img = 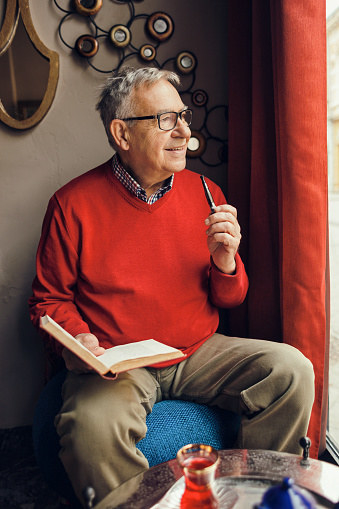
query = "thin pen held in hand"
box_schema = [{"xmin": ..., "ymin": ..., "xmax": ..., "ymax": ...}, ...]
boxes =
[{"xmin": 200, "ymin": 175, "xmax": 217, "ymax": 214}]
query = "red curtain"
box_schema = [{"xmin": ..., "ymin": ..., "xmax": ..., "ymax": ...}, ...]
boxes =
[{"xmin": 227, "ymin": 0, "xmax": 328, "ymax": 458}]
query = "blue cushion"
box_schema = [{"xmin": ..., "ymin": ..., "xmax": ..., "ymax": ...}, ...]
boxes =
[
  {"xmin": 32, "ymin": 371, "xmax": 240, "ymax": 502},
  {"xmin": 138, "ymin": 400, "xmax": 240, "ymax": 467}
]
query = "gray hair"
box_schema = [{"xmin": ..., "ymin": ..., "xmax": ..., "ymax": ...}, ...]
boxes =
[{"xmin": 96, "ymin": 67, "xmax": 181, "ymax": 150}]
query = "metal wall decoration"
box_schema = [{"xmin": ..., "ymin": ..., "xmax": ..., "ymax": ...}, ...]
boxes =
[{"xmin": 53, "ymin": 0, "xmax": 228, "ymax": 167}]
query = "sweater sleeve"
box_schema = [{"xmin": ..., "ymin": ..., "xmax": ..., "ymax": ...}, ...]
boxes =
[
  {"xmin": 29, "ymin": 195, "xmax": 91, "ymax": 357},
  {"xmin": 209, "ymin": 252, "xmax": 249, "ymax": 308}
]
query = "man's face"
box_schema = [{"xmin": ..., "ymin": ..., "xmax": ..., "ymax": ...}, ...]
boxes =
[{"xmin": 122, "ymin": 79, "xmax": 191, "ymax": 186}]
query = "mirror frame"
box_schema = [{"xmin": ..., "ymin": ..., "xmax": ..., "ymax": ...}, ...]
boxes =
[
  {"xmin": 0, "ymin": 0, "xmax": 19, "ymax": 55},
  {"xmin": 0, "ymin": 0, "xmax": 59, "ymax": 130}
]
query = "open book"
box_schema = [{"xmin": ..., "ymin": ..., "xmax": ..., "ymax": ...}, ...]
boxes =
[{"xmin": 40, "ymin": 315, "xmax": 185, "ymax": 378}]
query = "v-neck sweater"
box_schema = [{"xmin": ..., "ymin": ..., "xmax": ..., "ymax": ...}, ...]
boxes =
[{"xmin": 29, "ymin": 160, "xmax": 248, "ymax": 366}]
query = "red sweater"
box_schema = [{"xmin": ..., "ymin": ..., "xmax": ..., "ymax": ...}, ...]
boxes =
[{"xmin": 29, "ymin": 161, "xmax": 248, "ymax": 365}]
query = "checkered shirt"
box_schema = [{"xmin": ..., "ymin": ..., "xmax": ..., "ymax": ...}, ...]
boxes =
[{"xmin": 111, "ymin": 153, "xmax": 174, "ymax": 204}]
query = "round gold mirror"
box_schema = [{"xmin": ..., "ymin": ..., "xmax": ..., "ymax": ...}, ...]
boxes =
[{"xmin": 0, "ymin": 0, "xmax": 59, "ymax": 130}]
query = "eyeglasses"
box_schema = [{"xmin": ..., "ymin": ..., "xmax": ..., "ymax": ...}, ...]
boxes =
[{"xmin": 121, "ymin": 109, "xmax": 193, "ymax": 131}]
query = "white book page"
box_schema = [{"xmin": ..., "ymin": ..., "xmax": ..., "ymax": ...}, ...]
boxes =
[{"xmin": 98, "ymin": 340, "xmax": 178, "ymax": 369}]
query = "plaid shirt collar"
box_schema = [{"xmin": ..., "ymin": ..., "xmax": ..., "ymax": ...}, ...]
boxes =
[{"xmin": 111, "ymin": 153, "xmax": 174, "ymax": 204}]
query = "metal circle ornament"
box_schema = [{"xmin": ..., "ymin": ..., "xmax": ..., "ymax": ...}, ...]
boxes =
[
  {"xmin": 75, "ymin": 35, "xmax": 99, "ymax": 57},
  {"xmin": 187, "ymin": 131, "xmax": 206, "ymax": 158},
  {"xmin": 109, "ymin": 25, "xmax": 131, "ymax": 48},
  {"xmin": 176, "ymin": 51, "xmax": 196, "ymax": 74},
  {"xmin": 74, "ymin": 0, "xmax": 103, "ymax": 17},
  {"xmin": 147, "ymin": 12, "xmax": 174, "ymax": 41},
  {"xmin": 192, "ymin": 89, "xmax": 208, "ymax": 107},
  {"xmin": 140, "ymin": 44, "xmax": 156, "ymax": 61}
]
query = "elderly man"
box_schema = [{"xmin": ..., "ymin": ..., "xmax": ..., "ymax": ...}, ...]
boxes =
[{"xmin": 29, "ymin": 67, "xmax": 314, "ymax": 506}]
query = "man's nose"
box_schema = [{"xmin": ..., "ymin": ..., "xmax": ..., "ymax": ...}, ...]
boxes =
[{"xmin": 172, "ymin": 117, "xmax": 191, "ymax": 137}]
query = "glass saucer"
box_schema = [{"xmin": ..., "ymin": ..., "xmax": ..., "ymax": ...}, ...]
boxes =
[{"xmin": 150, "ymin": 476, "xmax": 332, "ymax": 508}]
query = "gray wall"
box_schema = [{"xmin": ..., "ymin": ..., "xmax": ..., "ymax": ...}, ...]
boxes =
[{"xmin": 0, "ymin": 0, "xmax": 227, "ymax": 427}]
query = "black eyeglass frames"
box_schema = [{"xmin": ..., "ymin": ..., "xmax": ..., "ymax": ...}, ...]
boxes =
[{"xmin": 120, "ymin": 109, "xmax": 193, "ymax": 131}]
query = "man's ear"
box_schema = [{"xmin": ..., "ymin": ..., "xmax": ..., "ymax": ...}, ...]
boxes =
[{"xmin": 109, "ymin": 120, "xmax": 130, "ymax": 151}]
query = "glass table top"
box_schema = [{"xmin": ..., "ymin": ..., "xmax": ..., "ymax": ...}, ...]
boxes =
[{"xmin": 94, "ymin": 449, "xmax": 339, "ymax": 509}]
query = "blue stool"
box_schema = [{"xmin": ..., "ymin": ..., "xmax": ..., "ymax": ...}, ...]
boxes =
[{"xmin": 32, "ymin": 370, "xmax": 240, "ymax": 506}]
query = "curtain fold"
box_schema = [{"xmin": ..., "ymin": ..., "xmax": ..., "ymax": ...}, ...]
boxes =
[{"xmin": 228, "ymin": 0, "xmax": 328, "ymax": 457}]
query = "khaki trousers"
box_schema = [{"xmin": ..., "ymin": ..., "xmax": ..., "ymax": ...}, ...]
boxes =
[{"xmin": 55, "ymin": 334, "xmax": 314, "ymax": 506}]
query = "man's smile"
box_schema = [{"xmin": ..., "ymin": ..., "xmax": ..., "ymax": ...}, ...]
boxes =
[{"xmin": 165, "ymin": 145, "xmax": 187, "ymax": 151}]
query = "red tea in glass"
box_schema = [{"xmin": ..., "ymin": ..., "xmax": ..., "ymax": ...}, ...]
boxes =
[{"xmin": 177, "ymin": 444, "xmax": 219, "ymax": 508}]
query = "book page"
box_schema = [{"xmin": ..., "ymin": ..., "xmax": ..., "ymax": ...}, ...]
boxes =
[{"xmin": 98, "ymin": 340, "xmax": 180, "ymax": 369}]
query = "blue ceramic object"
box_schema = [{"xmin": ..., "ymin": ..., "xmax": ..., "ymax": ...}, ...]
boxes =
[{"xmin": 255, "ymin": 477, "xmax": 316, "ymax": 509}]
